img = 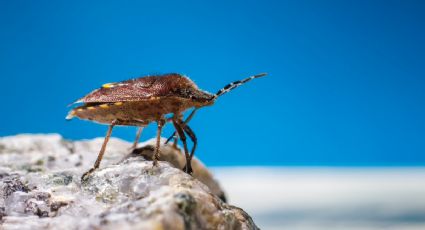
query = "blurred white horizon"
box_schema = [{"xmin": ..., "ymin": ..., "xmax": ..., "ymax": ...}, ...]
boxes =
[{"xmin": 212, "ymin": 167, "xmax": 425, "ymax": 230}]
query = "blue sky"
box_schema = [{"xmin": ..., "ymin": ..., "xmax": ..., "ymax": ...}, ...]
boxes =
[{"xmin": 1, "ymin": 1, "xmax": 424, "ymax": 166}]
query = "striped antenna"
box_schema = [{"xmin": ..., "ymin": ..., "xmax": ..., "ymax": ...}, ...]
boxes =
[{"xmin": 214, "ymin": 73, "xmax": 267, "ymax": 98}]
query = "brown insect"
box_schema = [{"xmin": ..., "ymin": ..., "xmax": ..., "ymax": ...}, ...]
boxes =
[{"xmin": 66, "ymin": 73, "xmax": 266, "ymax": 181}]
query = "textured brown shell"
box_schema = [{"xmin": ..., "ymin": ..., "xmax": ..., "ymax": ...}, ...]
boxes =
[{"xmin": 74, "ymin": 73, "xmax": 213, "ymax": 104}]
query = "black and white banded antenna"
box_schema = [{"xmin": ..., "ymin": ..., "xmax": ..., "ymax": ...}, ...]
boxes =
[{"xmin": 214, "ymin": 73, "xmax": 267, "ymax": 98}]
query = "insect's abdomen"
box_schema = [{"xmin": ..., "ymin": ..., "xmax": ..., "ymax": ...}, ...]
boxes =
[{"xmin": 67, "ymin": 97, "xmax": 194, "ymax": 125}]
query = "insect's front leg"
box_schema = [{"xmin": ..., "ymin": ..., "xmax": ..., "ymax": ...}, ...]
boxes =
[
  {"xmin": 181, "ymin": 124, "xmax": 196, "ymax": 174},
  {"xmin": 165, "ymin": 108, "xmax": 198, "ymax": 145},
  {"xmin": 171, "ymin": 117, "xmax": 191, "ymax": 174}
]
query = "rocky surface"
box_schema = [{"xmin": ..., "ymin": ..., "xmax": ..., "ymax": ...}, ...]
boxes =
[{"xmin": 0, "ymin": 134, "xmax": 258, "ymax": 230}]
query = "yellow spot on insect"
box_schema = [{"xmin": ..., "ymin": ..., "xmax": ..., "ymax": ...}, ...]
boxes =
[
  {"xmin": 65, "ymin": 110, "xmax": 76, "ymax": 120},
  {"xmin": 114, "ymin": 102, "xmax": 123, "ymax": 106},
  {"xmin": 77, "ymin": 108, "xmax": 84, "ymax": 112},
  {"xmin": 99, "ymin": 104, "xmax": 109, "ymax": 108},
  {"xmin": 102, "ymin": 83, "xmax": 115, "ymax": 88},
  {"xmin": 87, "ymin": 106, "xmax": 95, "ymax": 110}
]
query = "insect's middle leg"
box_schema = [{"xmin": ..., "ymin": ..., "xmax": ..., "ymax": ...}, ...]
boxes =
[
  {"xmin": 130, "ymin": 127, "xmax": 144, "ymax": 150},
  {"xmin": 81, "ymin": 119, "xmax": 117, "ymax": 181},
  {"xmin": 153, "ymin": 119, "xmax": 165, "ymax": 166}
]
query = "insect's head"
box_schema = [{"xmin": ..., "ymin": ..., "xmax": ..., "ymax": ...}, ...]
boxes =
[{"xmin": 190, "ymin": 90, "xmax": 216, "ymax": 107}]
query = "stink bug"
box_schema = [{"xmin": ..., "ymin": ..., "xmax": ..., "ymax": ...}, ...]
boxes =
[{"xmin": 66, "ymin": 73, "xmax": 266, "ymax": 181}]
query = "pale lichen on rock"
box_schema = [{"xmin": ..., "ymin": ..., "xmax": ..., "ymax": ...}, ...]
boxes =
[{"xmin": 0, "ymin": 134, "xmax": 258, "ymax": 230}]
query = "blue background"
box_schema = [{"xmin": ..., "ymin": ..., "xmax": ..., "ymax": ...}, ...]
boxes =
[{"xmin": 1, "ymin": 1, "xmax": 424, "ymax": 166}]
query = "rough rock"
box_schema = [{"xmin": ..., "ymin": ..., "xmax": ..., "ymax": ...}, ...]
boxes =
[{"xmin": 0, "ymin": 134, "xmax": 258, "ymax": 230}]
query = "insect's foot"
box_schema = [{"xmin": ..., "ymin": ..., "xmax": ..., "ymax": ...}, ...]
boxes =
[
  {"xmin": 152, "ymin": 160, "xmax": 159, "ymax": 167},
  {"xmin": 182, "ymin": 164, "xmax": 193, "ymax": 175},
  {"xmin": 81, "ymin": 168, "xmax": 95, "ymax": 182}
]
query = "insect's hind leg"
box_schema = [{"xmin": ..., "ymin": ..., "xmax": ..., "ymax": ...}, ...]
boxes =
[
  {"xmin": 81, "ymin": 119, "xmax": 117, "ymax": 181},
  {"xmin": 171, "ymin": 118, "xmax": 191, "ymax": 174},
  {"xmin": 182, "ymin": 124, "xmax": 196, "ymax": 174}
]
